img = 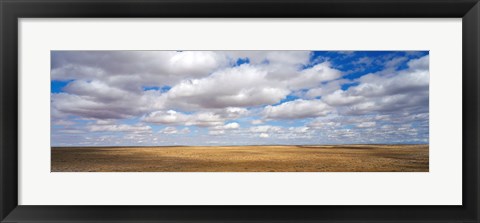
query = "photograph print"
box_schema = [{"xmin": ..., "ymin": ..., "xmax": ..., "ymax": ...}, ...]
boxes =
[{"xmin": 51, "ymin": 51, "xmax": 429, "ymax": 172}]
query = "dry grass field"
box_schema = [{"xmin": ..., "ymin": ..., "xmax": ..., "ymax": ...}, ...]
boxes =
[{"xmin": 51, "ymin": 144, "xmax": 428, "ymax": 172}]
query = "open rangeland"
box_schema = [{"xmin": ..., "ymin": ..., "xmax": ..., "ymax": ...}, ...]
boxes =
[
  {"xmin": 51, "ymin": 144, "xmax": 428, "ymax": 172},
  {"xmin": 51, "ymin": 145, "xmax": 429, "ymax": 172}
]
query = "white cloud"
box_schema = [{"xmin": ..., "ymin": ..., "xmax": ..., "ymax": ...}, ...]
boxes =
[
  {"xmin": 221, "ymin": 107, "xmax": 249, "ymax": 119},
  {"xmin": 357, "ymin": 122, "xmax": 376, "ymax": 128},
  {"xmin": 52, "ymin": 93, "xmax": 137, "ymax": 119},
  {"xmin": 52, "ymin": 51, "xmax": 230, "ymax": 86},
  {"xmin": 263, "ymin": 99, "xmax": 331, "ymax": 120},
  {"xmin": 160, "ymin": 126, "xmax": 178, "ymax": 134},
  {"xmin": 407, "ymin": 55, "xmax": 429, "ymax": 71},
  {"xmin": 160, "ymin": 126, "xmax": 190, "ymax": 134},
  {"xmin": 303, "ymin": 79, "xmax": 349, "ymax": 99},
  {"xmin": 51, "ymin": 81, "xmax": 164, "ymax": 119},
  {"xmin": 322, "ymin": 55, "xmax": 429, "ymax": 115},
  {"xmin": 142, "ymin": 110, "xmax": 225, "ymax": 127},
  {"xmin": 188, "ymin": 113, "xmax": 226, "ymax": 127},
  {"xmin": 288, "ymin": 126, "xmax": 310, "ymax": 133},
  {"xmin": 259, "ymin": 133, "xmax": 269, "ymax": 138},
  {"xmin": 223, "ymin": 122, "xmax": 240, "ymax": 129},
  {"xmin": 164, "ymin": 64, "xmax": 290, "ymax": 109},
  {"xmin": 51, "ymin": 51, "xmax": 429, "ymax": 146},
  {"xmin": 209, "ymin": 130, "xmax": 226, "ymax": 135},
  {"xmin": 88, "ymin": 123, "xmax": 152, "ymax": 133},
  {"xmin": 247, "ymin": 125, "xmax": 315, "ymax": 140},
  {"xmin": 307, "ymin": 119, "xmax": 341, "ymax": 129},
  {"xmin": 287, "ymin": 62, "xmax": 342, "ymax": 89},
  {"xmin": 249, "ymin": 125, "xmax": 283, "ymax": 133},
  {"xmin": 142, "ymin": 110, "xmax": 189, "ymax": 125},
  {"xmin": 323, "ymin": 90, "xmax": 364, "ymax": 106},
  {"xmin": 51, "ymin": 51, "xmax": 344, "ymax": 120},
  {"xmin": 207, "ymin": 122, "xmax": 240, "ymax": 135}
]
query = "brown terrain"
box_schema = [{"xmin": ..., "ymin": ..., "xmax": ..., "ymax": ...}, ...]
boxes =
[{"xmin": 51, "ymin": 144, "xmax": 428, "ymax": 172}]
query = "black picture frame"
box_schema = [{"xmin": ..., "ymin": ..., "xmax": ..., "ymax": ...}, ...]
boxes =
[{"xmin": 1, "ymin": 0, "xmax": 479, "ymax": 222}]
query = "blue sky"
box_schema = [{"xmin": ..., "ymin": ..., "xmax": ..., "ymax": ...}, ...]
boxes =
[{"xmin": 51, "ymin": 51, "xmax": 429, "ymax": 146}]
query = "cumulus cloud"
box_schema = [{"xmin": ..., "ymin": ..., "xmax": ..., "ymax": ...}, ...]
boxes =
[
  {"xmin": 246, "ymin": 125, "xmax": 314, "ymax": 140},
  {"xmin": 207, "ymin": 122, "xmax": 240, "ymax": 135},
  {"xmin": 356, "ymin": 122, "xmax": 376, "ymax": 128},
  {"xmin": 222, "ymin": 107, "xmax": 249, "ymax": 119},
  {"xmin": 51, "ymin": 51, "xmax": 429, "ymax": 146},
  {"xmin": 259, "ymin": 133, "xmax": 269, "ymax": 138},
  {"xmin": 51, "ymin": 51, "xmax": 344, "ymax": 120},
  {"xmin": 263, "ymin": 99, "xmax": 331, "ymax": 120},
  {"xmin": 52, "ymin": 51, "xmax": 230, "ymax": 86},
  {"xmin": 164, "ymin": 64, "xmax": 290, "ymax": 109},
  {"xmin": 222, "ymin": 122, "xmax": 240, "ymax": 129},
  {"xmin": 407, "ymin": 55, "xmax": 429, "ymax": 71},
  {"xmin": 249, "ymin": 125, "xmax": 283, "ymax": 133},
  {"xmin": 142, "ymin": 110, "xmax": 225, "ymax": 127},
  {"xmin": 303, "ymin": 79, "xmax": 350, "ymax": 99},
  {"xmin": 323, "ymin": 55, "xmax": 429, "ymax": 115},
  {"xmin": 287, "ymin": 62, "xmax": 342, "ymax": 89},
  {"xmin": 52, "ymin": 81, "xmax": 164, "ymax": 119},
  {"xmin": 88, "ymin": 123, "xmax": 152, "ymax": 133},
  {"xmin": 323, "ymin": 90, "xmax": 363, "ymax": 106},
  {"xmin": 160, "ymin": 126, "xmax": 190, "ymax": 134}
]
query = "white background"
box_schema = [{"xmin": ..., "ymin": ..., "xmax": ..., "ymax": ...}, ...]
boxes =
[{"xmin": 18, "ymin": 19, "xmax": 462, "ymax": 205}]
